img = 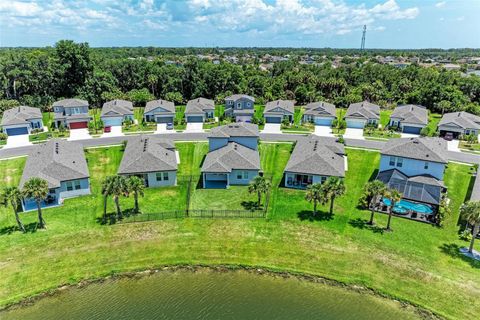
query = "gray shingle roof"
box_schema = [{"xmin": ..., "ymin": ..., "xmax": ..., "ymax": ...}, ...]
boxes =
[
  {"xmin": 53, "ymin": 98, "xmax": 89, "ymax": 108},
  {"xmin": 225, "ymin": 94, "xmax": 255, "ymax": 102},
  {"xmin": 438, "ymin": 111, "xmax": 480, "ymax": 130},
  {"xmin": 470, "ymin": 175, "xmax": 480, "ymax": 201},
  {"xmin": 303, "ymin": 101, "xmax": 336, "ymax": 117},
  {"xmin": 208, "ymin": 122, "xmax": 259, "ymax": 138},
  {"xmin": 101, "ymin": 100, "xmax": 133, "ymax": 118},
  {"xmin": 145, "ymin": 99, "xmax": 175, "ymax": 114},
  {"xmin": 118, "ymin": 136, "xmax": 177, "ymax": 174},
  {"xmin": 284, "ymin": 136, "xmax": 345, "ymax": 177},
  {"xmin": 20, "ymin": 139, "xmax": 89, "ymax": 189},
  {"xmin": 345, "ymin": 101, "xmax": 380, "ymax": 120},
  {"xmin": 1, "ymin": 106, "xmax": 42, "ymax": 126},
  {"xmin": 201, "ymin": 142, "xmax": 260, "ymax": 173},
  {"xmin": 381, "ymin": 137, "xmax": 448, "ymax": 163},
  {"xmin": 264, "ymin": 100, "xmax": 294, "ymax": 114},
  {"xmin": 185, "ymin": 98, "xmax": 215, "ymax": 114},
  {"xmin": 376, "ymin": 169, "xmax": 444, "ymax": 205},
  {"xmin": 390, "ymin": 104, "xmax": 428, "ymax": 125}
]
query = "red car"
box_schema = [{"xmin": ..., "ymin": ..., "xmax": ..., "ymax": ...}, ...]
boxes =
[{"xmin": 104, "ymin": 126, "xmax": 111, "ymax": 133}]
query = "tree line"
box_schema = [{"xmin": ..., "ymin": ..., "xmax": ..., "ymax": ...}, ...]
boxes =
[{"xmin": 1, "ymin": 40, "xmax": 480, "ymax": 116}]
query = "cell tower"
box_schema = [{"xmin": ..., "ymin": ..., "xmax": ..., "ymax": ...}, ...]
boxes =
[{"xmin": 360, "ymin": 25, "xmax": 366, "ymax": 50}]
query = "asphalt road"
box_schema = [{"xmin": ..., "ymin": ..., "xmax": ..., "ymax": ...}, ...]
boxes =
[{"xmin": 0, "ymin": 132, "xmax": 479, "ymax": 165}]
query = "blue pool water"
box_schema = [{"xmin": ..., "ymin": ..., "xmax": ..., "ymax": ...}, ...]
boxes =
[{"xmin": 382, "ymin": 198, "xmax": 433, "ymax": 215}]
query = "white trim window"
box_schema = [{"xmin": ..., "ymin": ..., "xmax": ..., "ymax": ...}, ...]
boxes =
[
  {"xmin": 66, "ymin": 180, "xmax": 81, "ymax": 191},
  {"xmin": 236, "ymin": 171, "xmax": 249, "ymax": 180},
  {"xmin": 156, "ymin": 172, "xmax": 169, "ymax": 181}
]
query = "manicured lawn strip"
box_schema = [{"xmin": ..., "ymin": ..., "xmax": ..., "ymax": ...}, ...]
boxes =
[
  {"xmin": 215, "ymin": 105, "xmax": 225, "ymax": 118},
  {"xmin": 380, "ymin": 110, "xmax": 392, "ymax": 127},
  {"xmin": 0, "ymin": 157, "xmax": 26, "ymax": 187},
  {"xmin": 42, "ymin": 112, "xmax": 53, "ymax": 128},
  {"xmin": 123, "ymin": 107, "xmax": 156, "ymax": 133},
  {"xmin": 459, "ymin": 141, "xmax": 480, "ymax": 152},
  {"xmin": 427, "ymin": 113, "xmax": 442, "ymax": 135},
  {"xmin": 0, "ymin": 145, "xmax": 479, "ymax": 319},
  {"xmin": 29, "ymin": 131, "xmax": 51, "ymax": 142},
  {"xmin": 175, "ymin": 105, "xmax": 186, "ymax": 130}
]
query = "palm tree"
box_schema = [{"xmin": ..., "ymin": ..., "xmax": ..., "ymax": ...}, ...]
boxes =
[
  {"xmin": 460, "ymin": 201, "xmax": 480, "ymax": 254},
  {"xmin": 101, "ymin": 176, "xmax": 115, "ymax": 223},
  {"xmin": 248, "ymin": 176, "xmax": 271, "ymax": 207},
  {"xmin": 362, "ymin": 180, "xmax": 387, "ymax": 225},
  {"xmin": 128, "ymin": 176, "xmax": 145, "ymax": 213},
  {"xmin": 305, "ymin": 183, "xmax": 326, "ymax": 216},
  {"xmin": 22, "ymin": 177, "xmax": 49, "ymax": 229},
  {"xmin": 322, "ymin": 177, "xmax": 346, "ymax": 215},
  {"xmin": 1, "ymin": 186, "xmax": 25, "ymax": 233},
  {"xmin": 109, "ymin": 175, "xmax": 129, "ymax": 219},
  {"xmin": 385, "ymin": 188, "xmax": 402, "ymax": 231}
]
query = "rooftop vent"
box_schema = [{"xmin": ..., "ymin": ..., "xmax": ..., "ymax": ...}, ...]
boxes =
[
  {"xmin": 143, "ymin": 138, "xmax": 149, "ymax": 152},
  {"xmin": 55, "ymin": 142, "xmax": 59, "ymax": 154}
]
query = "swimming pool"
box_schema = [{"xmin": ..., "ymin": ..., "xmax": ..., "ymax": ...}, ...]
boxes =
[{"xmin": 382, "ymin": 198, "xmax": 433, "ymax": 215}]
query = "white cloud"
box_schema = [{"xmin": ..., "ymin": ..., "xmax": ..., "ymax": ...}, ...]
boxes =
[{"xmin": 435, "ymin": 1, "xmax": 446, "ymax": 8}]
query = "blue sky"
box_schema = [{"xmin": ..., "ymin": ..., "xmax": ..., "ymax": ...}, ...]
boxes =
[{"xmin": 0, "ymin": 0, "xmax": 479, "ymax": 48}]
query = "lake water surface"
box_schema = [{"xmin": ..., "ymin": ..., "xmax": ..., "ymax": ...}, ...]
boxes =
[{"xmin": 2, "ymin": 269, "xmax": 422, "ymax": 320}]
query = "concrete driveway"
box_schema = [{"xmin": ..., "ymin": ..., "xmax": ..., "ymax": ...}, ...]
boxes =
[
  {"xmin": 344, "ymin": 128, "xmax": 365, "ymax": 140},
  {"xmin": 262, "ymin": 123, "xmax": 281, "ymax": 134},
  {"xmin": 4, "ymin": 134, "xmax": 32, "ymax": 149},
  {"xmin": 185, "ymin": 122, "xmax": 204, "ymax": 133},
  {"xmin": 68, "ymin": 129, "xmax": 91, "ymax": 141},
  {"xmin": 155, "ymin": 123, "xmax": 169, "ymax": 134},
  {"xmin": 314, "ymin": 125, "xmax": 334, "ymax": 137},
  {"xmin": 447, "ymin": 139, "xmax": 460, "ymax": 152},
  {"xmin": 400, "ymin": 133, "xmax": 420, "ymax": 138},
  {"xmin": 101, "ymin": 126, "xmax": 124, "ymax": 138}
]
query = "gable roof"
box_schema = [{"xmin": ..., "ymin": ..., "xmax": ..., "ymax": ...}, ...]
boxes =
[
  {"xmin": 303, "ymin": 101, "xmax": 336, "ymax": 117},
  {"xmin": 201, "ymin": 142, "xmax": 260, "ymax": 173},
  {"xmin": 264, "ymin": 100, "xmax": 294, "ymax": 114},
  {"xmin": 285, "ymin": 136, "xmax": 345, "ymax": 177},
  {"xmin": 118, "ymin": 136, "xmax": 177, "ymax": 174},
  {"xmin": 225, "ymin": 94, "xmax": 255, "ymax": 102},
  {"xmin": 381, "ymin": 137, "xmax": 448, "ymax": 163},
  {"xmin": 391, "ymin": 104, "xmax": 428, "ymax": 125},
  {"xmin": 20, "ymin": 139, "xmax": 89, "ymax": 189},
  {"xmin": 345, "ymin": 101, "xmax": 380, "ymax": 120},
  {"xmin": 208, "ymin": 122, "xmax": 259, "ymax": 138},
  {"xmin": 101, "ymin": 100, "xmax": 133, "ymax": 117},
  {"xmin": 145, "ymin": 99, "xmax": 175, "ymax": 114},
  {"xmin": 53, "ymin": 98, "xmax": 89, "ymax": 108},
  {"xmin": 438, "ymin": 111, "xmax": 480, "ymax": 130},
  {"xmin": 376, "ymin": 169, "xmax": 444, "ymax": 205},
  {"xmin": 185, "ymin": 98, "xmax": 215, "ymax": 114},
  {"xmin": 1, "ymin": 106, "xmax": 42, "ymax": 126}
]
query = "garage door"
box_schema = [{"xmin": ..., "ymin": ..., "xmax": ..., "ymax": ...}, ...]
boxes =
[
  {"xmin": 236, "ymin": 116, "xmax": 252, "ymax": 123},
  {"xmin": 187, "ymin": 116, "xmax": 203, "ymax": 123},
  {"xmin": 314, "ymin": 117, "xmax": 333, "ymax": 126},
  {"xmin": 6, "ymin": 127, "xmax": 28, "ymax": 136},
  {"xmin": 346, "ymin": 119, "xmax": 365, "ymax": 129},
  {"xmin": 156, "ymin": 117, "xmax": 174, "ymax": 123},
  {"xmin": 69, "ymin": 122, "xmax": 88, "ymax": 129},
  {"xmin": 402, "ymin": 126, "xmax": 422, "ymax": 134},
  {"xmin": 103, "ymin": 117, "xmax": 122, "ymax": 127},
  {"xmin": 265, "ymin": 116, "xmax": 282, "ymax": 124}
]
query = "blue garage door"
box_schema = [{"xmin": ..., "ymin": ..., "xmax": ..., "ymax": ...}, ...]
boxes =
[
  {"xmin": 265, "ymin": 116, "xmax": 282, "ymax": 124},
  {"xmin": 402, "ymin": 126, "xmax": 422, "ymax": 134},
  {"xmin": 187, "ymin": 116, "xmax": 203, "ymax": 123},
  {"xmin": 314, "ymin": 117, "xmax": 333, "ymax": 126},
  {"xmin": 346, "ymin": 119, "xmax": 365, "ymax": 129},
  {"xmin": 103, "ymin": 118, "xmax": 123, "ymax": 127},
  {"xmin": 6, "ymin": 127, "xmax": 28, "ymax": 136},
  {"xmin": 156, "ymin": 117, "xmax": 174, "ymax": 123}
]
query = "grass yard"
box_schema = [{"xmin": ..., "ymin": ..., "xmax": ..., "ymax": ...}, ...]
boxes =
[
  {"xmin": 0, "ymin": 143, "xmax": 479, "ymax": 319},
  {"xmin": 123, "ymin": 107, "xmax": 156, "ymax": 133},
  {"xmin": 427, "ymin": 113, "xmax": 442, "ymax": 135},
  {"xmin": 380, "ymin": 109, "xmax": 392, "ymax": 128},
  {"xmin": 175, "ymin": 105, "xmax": 186, "ymax": 130},
  {"xmin": 282, "ymin": 107, "xmax": 314, "ymax": 133}
]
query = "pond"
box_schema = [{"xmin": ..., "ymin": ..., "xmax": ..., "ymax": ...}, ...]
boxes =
[{"xmin": 1, "ymin": 269, "xmax": 422, "ymax": 320}]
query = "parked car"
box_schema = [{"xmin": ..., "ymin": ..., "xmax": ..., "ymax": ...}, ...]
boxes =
[
  {"xmin": 104, "ymin": 126, "xmax": 111, "ymax": 133},
  {"xmin": 443, "ymin": 132, "xmax": 453, "ymax": 141},
  {"xmin": 166, "ymin": 122, "xmax": 174, "ymax": 130}
]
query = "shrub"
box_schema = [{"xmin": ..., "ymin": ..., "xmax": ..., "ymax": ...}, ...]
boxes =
[
  {"xmin": 420, "ymin": 127, "xmax": 430, "ymax": 137},
  {"xmin": 0, "ymin": 133, "xmax": 7, "ymax": 141}
]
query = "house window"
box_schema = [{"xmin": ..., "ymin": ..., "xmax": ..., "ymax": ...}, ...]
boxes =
[
  {"xmin": 466, "ymin": 130, "xmax": 470, "ymax": 135},
  {"xmin": 396, "ymin": 158, "xmax": 403, "ymax": 168},
  {"xmin": 156, "ymin": 172, "xmax": 168, "ymax": 181},
  {"xmin": 246, "ymin": 102, "xmax": 251, "ymax": 107},
  {"xmin": 321, "ymin": 176, "xmax": 327, "ymax": 183},
  {"xmin": 74, "ymin": 180, "xmax": 81, "ymax": 190},
  {"xmin": 237, "ymin": 103, "xmax": 242, "ymax": 109},
  {"xmin": 389, "ymin": 156, "xmax": 396, "ymax": 166},
  {"xmin": 71, "ymin": 107, "xmax": 81, "ymax": 115},
  {"xmin": 66, "ymin": 181, "xmax": 73, "ymax": 191},
  {"xmin": 424, "ymin": 162, "xmax": 429, "ymax": 169},
  {"xmin": 236, "ymin": 171, "xmax": 249, "ymax": 180},
  {"xmin": 163, "ymin": 172, "xmax": 169, "ymax": 181}
]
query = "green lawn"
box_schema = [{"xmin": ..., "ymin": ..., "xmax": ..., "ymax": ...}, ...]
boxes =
[
  {"xmin": 123, "ymin": 107, "xmax": 156, "ymax": 133},
  {"xmin": 175, "ymin": 105, "xmax": 186, "ymax": 130},
  {"xmin": 282, "ymin": 107, "xmax": 314, "ymax": 133},
  {"xmin": 380, "ymin": 110, "xmax": 392, "ymax": 128},
  {"xmin": 0, "ymin": 143, "xmax": 479, "ymax": 319}
]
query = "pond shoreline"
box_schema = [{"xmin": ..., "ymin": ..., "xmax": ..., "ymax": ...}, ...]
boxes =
[{"xmin": 1, "ymin": 264, "xmax": 441, "ymax": 319}]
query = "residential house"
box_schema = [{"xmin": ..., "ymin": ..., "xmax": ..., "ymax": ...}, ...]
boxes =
[
  {"xmin": 263, "ymin": 100, "xmax": 294, "ymax": 124},
  {"xmin": 389, "ymin": 104, "xmax": 428, "ymax": 134},
  {"xmin": 224, "ymin": 94, "xmax": 255, "ymax": 122},
  {"xmin": 185, "ymin": 98, "xmax": 215, "ymax": 123},
  {"xmin": 284, "ymin": 136, "xmax": 345, "ymax": 189},
  {"xmin": 144, "ymin": 99, "xmax": 175, "ymax": 123},
  {"xmin": 19, "ymin": 139, "xmax": 90, "ymax": 211},
  {"xmin": 302, "ymin": 101, "xmax": 336, "ymax": 126},
  {"xmin": 118, "ymin": 136, "xmax": 178, "ymax": 187},
  {"xmin": 344, "ymin": 101, "xmax": 380, "ymax": 128},
  {"xmin": 53, "ymin": 99, "xmax": 91, "ymax": 129},
  {"xmin": 438, "ymin": 111, "xmax": 480, "ymax": 139},
  {"xmin": 376, "ymin": 137, "xmax": 448, "ymax": 219},
  {"xmin": 100, "ymin": 100, "xmax": 134, "ymax": 127},
  {"xmin": 202, "ymin": 123, "xmax": 260, "ymax": 188},
  {"xmin": 1, "ymin": 106, "xmax": 43, "ymax": 136}
]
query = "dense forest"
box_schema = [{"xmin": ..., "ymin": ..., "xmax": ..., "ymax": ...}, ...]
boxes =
[{"xmin": 1, "ymin": 40, "xmax": 480, "ymax": 115}]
